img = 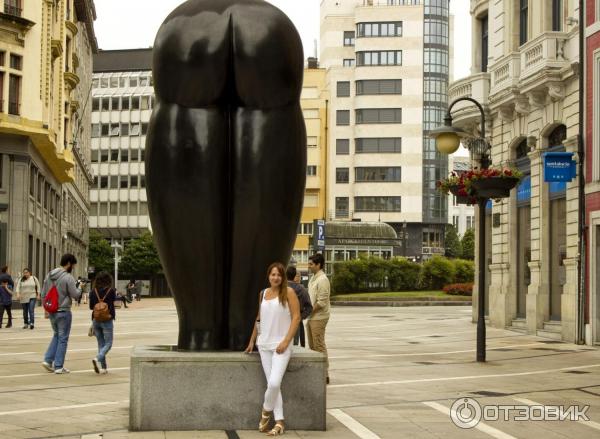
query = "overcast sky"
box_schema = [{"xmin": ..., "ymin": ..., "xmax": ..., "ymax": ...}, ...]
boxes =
[{"xmin": 94, "ymin": 0, "xmax": 472, "ymax": 80}]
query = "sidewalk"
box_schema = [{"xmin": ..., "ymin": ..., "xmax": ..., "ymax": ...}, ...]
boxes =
[{"xmin": 0, "ymin": 299, "xmax": 599, "ymax": 438}]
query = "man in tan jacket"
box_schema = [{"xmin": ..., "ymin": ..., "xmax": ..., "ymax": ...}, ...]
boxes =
[{"xmin": 307, "ymin": 253, "xmax": 331, "ymax": 384}]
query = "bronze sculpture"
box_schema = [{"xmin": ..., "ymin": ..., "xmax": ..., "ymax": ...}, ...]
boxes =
[{"xmin": 146, "ymin": 0, "xmax": 307, "ymax": 351}]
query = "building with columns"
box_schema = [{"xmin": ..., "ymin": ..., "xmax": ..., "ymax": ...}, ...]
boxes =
[
  {"xmin": 0, "ymin": 0, "xmax": 97, "ymax": 279},
  {"xmin": 449, "ymin": 0, "xmax": 581, "ymax": 341},
  {"xmin": 320, "ymin": 0, "xmax": 453, "ymax": 260}
]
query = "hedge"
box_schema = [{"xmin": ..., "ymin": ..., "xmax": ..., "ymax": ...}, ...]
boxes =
[{"xmin": 331, "ymin": 256, "xmax": 475, "ymax": 294}]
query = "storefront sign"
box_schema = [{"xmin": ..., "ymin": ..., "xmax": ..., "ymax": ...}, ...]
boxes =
[
  {"xmin": 327, "ymin": 238, "xmax": 400, "ymax": 246},
  {"xmin": 543, "ymin": 152, "xmax": 576, "ymax": 182}
]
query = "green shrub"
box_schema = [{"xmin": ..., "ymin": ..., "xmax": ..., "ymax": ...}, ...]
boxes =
[
  {"xmin": 421, "ymin": 256, "xmax": 455, "ymax": 290},
  {"xmin": 388, "ymin": 258, "xmax": 422, "ymax": 291},
  {"xmin": 453, "ymin": 259, "xmax": 475, "ymax": 283},
  {"xmin": 443, "ymin": 283, "xmax": 473, "ymax": 296},
  {"xmin": 331, "ymin": 262, "xmax": 356, "ymax": 294}
]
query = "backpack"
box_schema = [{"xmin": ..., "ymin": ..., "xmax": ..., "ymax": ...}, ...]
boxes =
[
  {"xmin": 43, "ymin": 285, "xmax": 59, "ymax": 313},
  {"xmin": 93, "ymin": 288, "xmax": 112, "ymax": 322}
]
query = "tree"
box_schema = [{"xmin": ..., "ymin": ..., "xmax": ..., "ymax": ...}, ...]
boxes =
[
  {"xmin": 119, "ymin": 231, "xmax": 162, "ymax": 277},
  {"xmin": 444, "ymin": 225, "xmax": 462, "ymax": 258},
  {"xmin": 88, "ymin": 230, "xmax": 113, "ymax": 274},
  {"xmin": 461, "ymin": 228, "xmax": 475, "ymax": 260}
]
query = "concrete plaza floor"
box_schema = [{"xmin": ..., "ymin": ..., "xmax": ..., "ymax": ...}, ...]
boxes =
[{"xmin": 1, "ymin": 299, "xmax": 600, "ymax": 438}]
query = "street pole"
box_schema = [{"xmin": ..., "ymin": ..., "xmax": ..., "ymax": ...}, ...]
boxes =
[
  {"xmin": 114, "ymin": 246, "xmax": 119, "ymax": 291},
  {"xmin": 477, "ymin": 197, "xmax": 487, "ymax": 362}
]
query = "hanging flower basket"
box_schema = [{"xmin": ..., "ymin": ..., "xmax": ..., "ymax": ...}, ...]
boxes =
[
  {"xmin": 437, "ymin": 167, "xmax": 522, "ymax": 201},
  {"xmin": 471, "ymin": 176, "xmax": 520, "ymax": 198}
]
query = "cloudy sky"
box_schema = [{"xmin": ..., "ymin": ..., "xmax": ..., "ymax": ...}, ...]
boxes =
[{"xmin": 94, "ymin": 0, "xmax": 472, "ymax": 80}]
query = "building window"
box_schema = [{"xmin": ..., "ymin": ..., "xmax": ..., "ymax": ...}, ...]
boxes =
[
  {"xmin": 336, "ymin": 110, "xmax": 350, "ymax": 126},
  {"xmin": 121, "ymin": 123, "xmax": 129, "ymax": 136},
  {"xmin": 336, "ymin": 168, "xmax": 349, "ymax": 183},
  {"xmin": 100, "ymin": 176, "xmax": 108, "ymax": 189},
  {"xmin": 141, "ymin": 96, "xmax": 151, "ymax": 110},
  {"xmin": 131, "ymin": 96, "xmax": 140, "ymax": 110},
  {"xmin": 356, "ymin": 50, "xmax": 402, "ymax": 66},
  {"xmin": 343, "ymin": 31, "xmax": 355, "ymax": 46},
  {"xmin": 110, "ymin": 124, "xmax": 120, "ymax": 137},
  {"xmin": 5, "ymin": 0, "xmax": 22, "ymax": 17},
  {"xmin": 354, "ymin": 196, "xmax": 401, "ymax": 212},
  {"xmin": 121, "ymin": 149, "xmax": 129, "ymax": 162},
  {"xmin": 110, "ymin": 149, "xmax": 119, "ymax": 162},
  {"xmin": 466, "ymin": 216, "xmax": 474, "ymax": 230},
  {"xmin": 337, "ymin": 81, "xmax": 350, "ymax": 97},
  {"xmin": 110, "ymin": 176, "xmax": 118, "ymax": 189},
  {"xmin": 548, "ymin": 124, "xmax": 566, "ymax": 147},
  {"xmin": 552, "ymin": 0, "xmax": 561, "ymax": 31},
  {"xmin": 307, "ymin": 165, "xmax": 317, "ymax": 176},
  {"xmin": 101, "ymin": 98, "xmax": 109, "ymax": 111},
  {"xmin": 92, "ymin": 98, "xmax": 100, "ymax": 111},
  {"xmin": 355, "ymin": 138, "xmax": 401, "ymax": 153},
  {"xmin": 8, "ymin": 74, "xmax": 20, "ymax": 115},
  {"xmin": 91, "ymin": 150, "xmax": 98, "ymax": 162},
  {"xmin": 131, "ymin": 149, "xmax": 139, "ymax": 162},
  {"xmin": 519, "ymin": 0, "xmax": 528, "ymax": 46},
  {"xmin": 111, "ymin": 97, "xmax": 120, "ymax": 111},
  {"xmin": 120, "ymin": 176, "xmax": 128, "ymax": 189},
  {"xmin": 110, "ymin": 77, "xmax": 118, "ymax": 88},
  {"xmin": 343, "ymin": 59, "xmax": 355, "ymax": 67},
  {"xmin": 121, "ymin": 96, "xmax": 130, "ymax": 110},
  {"xmin": 100, "ymin": 149, "xmax": 108, "ymax": 162},
  {"xmin": 357, "ymin": 22, "xmax": 402, "ymax": 38},
  {"xmin": 355, "ymin": 108, "xmax": 401, "ymax": 124},
  {"xmin": 481, "ymin": 15, "xmax": 488, "ymax": 72},
  {"xmin": 452, "ymin": 215, "xmax": 459, "ymax": 228},
  {"xmin": 355, "ymin": 167, "xmax": 401, "ymax": 182},
  {"xmin": 130, "ymin": 175, "xmax": 138, "ymax": 187},
  {"xmin": 424, "ymin": 48, "xmax": 449, "ymax": 74},
  {"xmin": 335, "ymin": 197, "xmax": 349, "ymax": 218},
  {"xmin": 356, "ymin": 79, "xmax": 402, "ymax": 95},
  {"xmin": 336, "ymin": 139, "xmax": 350, "ymax": 155},
  {"xmin": 424, "ymin": 19, "xmax": 449, "ymax": 45},
  {"xmin": 9, "ymin": 54, "xmax": 22, "ymax": 70},
  {"xmin": 131, "ymin": 123, "xmax": 140, "ymax": 135},
  {"xmin": 297, "ymin": 223, "xmax": 314, "ymax": 235}
]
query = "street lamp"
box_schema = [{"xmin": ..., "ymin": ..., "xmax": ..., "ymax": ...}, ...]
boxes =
[
  {"xmin": 111, "ymin": 241, "xmax": 123, "ymax": 293},
  {"xmin": 430, "ymin": 97, "xmax": 491, "ymax": 363}
]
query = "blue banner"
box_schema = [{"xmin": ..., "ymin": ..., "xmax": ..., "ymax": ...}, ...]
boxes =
[{"xmin": 517, "ymin": 175, "xmax": 531, "ymax": 202}]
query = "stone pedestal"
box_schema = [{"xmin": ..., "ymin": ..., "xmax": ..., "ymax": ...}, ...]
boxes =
[{"xmin": 129, "ymin": 345, "xmax": 326, "ymax": 431}]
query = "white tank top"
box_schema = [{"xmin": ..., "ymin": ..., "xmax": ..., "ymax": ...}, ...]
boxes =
[{"xmin": 256, "ymin": 289, "xmax": 291, "ymax": 350}]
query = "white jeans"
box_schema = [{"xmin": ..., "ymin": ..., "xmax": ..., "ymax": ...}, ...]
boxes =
[{"xmin": 259, "ymin": 347, "xmax": 292, "ymax": 420}]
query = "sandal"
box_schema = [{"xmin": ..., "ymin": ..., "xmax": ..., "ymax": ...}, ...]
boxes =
[
  {"xmin": 259, "ymin": 409, "xmax": 272, "ymax": 432},
  {"xmin": 267, "ymin": 421, "xmax": 285, "ymax": 436}
]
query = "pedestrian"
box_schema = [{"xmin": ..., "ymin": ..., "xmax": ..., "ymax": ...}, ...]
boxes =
[
  {"xmin": 89, "ymin": 271, "xmax": 117, "ymax": 374},
  {"xmin": 0, "ymin": 278, "xmax": 13, "ymax": 328},
  {"xmin": 306, "ymin": 253, "xmax": 331, "ymax": 384},
  {"xmin": 15, "ymin": 268, "xmax": 40, "ymax": 329},
  {"xmin": 244, "ymin": 262, "xmax": 301, "ymax": 436},
  {"xmin": 0, "ymin": 265, "xmax": 14, "ymax": 290},
  {"xmin": 126, "ymin": 279, "xmax": 135, "ymax": 302},
  {"xmin": 41, "ymin": 254, "xmax": 81, "ymax": 374},
  {"xmin": 286, "ymin": 265, "xmax": 312, "ymax": 347}
]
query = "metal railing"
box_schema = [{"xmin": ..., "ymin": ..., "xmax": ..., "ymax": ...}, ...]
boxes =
[{"xmin": 362, "ymin": 0, "xmax": 421, "ymax": 5}]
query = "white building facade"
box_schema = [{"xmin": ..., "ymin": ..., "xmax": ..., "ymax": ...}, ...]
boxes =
[
  {"xmin": 449, "ymin": 0, "xmax": 581, "ymax": 342},
  {"xmin": 89, "ymin": 49, "xmax": 153, "ymax": 242},
  {"xmin": 321, "ymin": 0, "xmax": 453, "ymax": 260},
  {"xmin": 448, "ymin": 156, "xmax": 475, "ymax": 236}
]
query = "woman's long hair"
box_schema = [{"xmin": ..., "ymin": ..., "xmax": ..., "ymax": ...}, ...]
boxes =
[
  {"xmin": 93, "ymin": 271, "xmax": 114, "ymax": 291},
  {"xmin": 267, "ymin": 262, "xmax": 288, "ymax": 306}
]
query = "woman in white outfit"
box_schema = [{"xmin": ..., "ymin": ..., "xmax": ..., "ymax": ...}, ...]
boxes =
[{"xmin": 244, "ymin": 262, "xmax": 300, "ymax": 436}]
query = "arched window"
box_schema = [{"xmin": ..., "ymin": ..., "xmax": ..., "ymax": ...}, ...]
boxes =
[
  {"xmin": 548, "ymin": 124, "xmax": 566, "ymax": 148},
  {"xmin": 516, "ymin": 138, "xmax": 528, "ymax": 159}
]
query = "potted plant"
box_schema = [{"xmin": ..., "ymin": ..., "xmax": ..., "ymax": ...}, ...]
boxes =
[{"xmin": 437, "ymin": 166, "xmax": 522, "ymax": 201}]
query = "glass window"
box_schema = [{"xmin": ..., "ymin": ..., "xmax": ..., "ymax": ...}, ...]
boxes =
[
  {"xmin": 354, "ymin": 196, "xmax": 401, "ymax": 212},
  {"xmin": 357, "ymin": 21, "xmax": 402, "ymax": 37},
  {"xmin": 91, "ymin": 150, "xmax": 99, "ymax": 162},
  {"xmin": 110, "ymin": 124, "xmax": 120, "ymax": 136},
  {"xmin": 335, "ymin": 197, "xmax": 349, "ymax": 218},
  {"xmin": 307, "ymin": 166, "xmax": 317, "ymax": 176},
  {"xmin": 130, "ymin": 149, "xmax": 139, "ymax": 161},
  {"xmin": 343, "ymin": 31, "xmax": 355, "ymax": 46},
  {"xmin": 110, "ymin": 149, "xmax": 119, "ymax": 162},
  {"xmin": 139, "ymin": 201, "xmax": 148, "ymax": 214},
  {"xmin": 101, "ymin": 124, "xmax": 109, "ymax": 136},
  {"xmin": 140, "ymin": 76, "xmax": 149, "ymax": 87},
  {"xmin": 109, "ymin": 202, "xmax": 118, "ymax": 215},
  {"xmin": 121, "ymin": 149, "xmax": 129, "ymax": 162},
  {"xmin": 100, "ymin": 176, "xmax": 108, "ymax": 188},
  {"xmin": 109, "ymin": 77, "xmax": 118, "ymax": 88},
  {"xmin": 111, "ymin": 97, "xmax": 120, "ymax": 111},
  {"xmin": 337, "ymin": 81, "xmax": 351, "ymax": 97},
  {"xmin": 336, "ymin": 139, "xmax": 350, "ymax": 155},
  {"xmin": 119, "ymin": 77, "xmax": 127, "ymax": 88},
  {"xmin": 121, "ymin": 123, "xmax": 129, "ymax": 136},
  {"xmin": 130, "ymin": 77, "xmax": 138, "ymax": 87},
  {"xmin": 100, "ymin": 77, "xmax": 108, "ymax": 88},
  {"xmin": 100, "ymin": 149, "xmax": 109, "ymax": 162},
  {"xmin": 9, "ymin": 54, "xmax": 22, "ymax": 70},
  {"xmin": 130, "ymin": 175, "xmax": 139, "ymax": 187},
  {"xmin": 120, "ymin": 176, "xmax": 129, "ymax": 188},
  {"xmin": 520, "ymin": 0, "xmax": 528, "ymax": 45},
  {"xmin": 343, "ymin": 59, "xmax": 356, "ymax": 67},
  {"xmin": 91, "ymin": 124, "xmax": 100, "ymax": 138},
  {"xmin": 356, "ymin": 51, "xmax": 402, "ymax": 66},
  {"xmin": 99, "ymin": 203, "xmax": 108, "ymax": 215},
  {"xmin": 141, "ymin": 96, "xmax": 150, "ymax": 110},
  {"xmin": 131, "ymin": 96, "xmax": 140, "ymax": 110},
  {"xmin": 110, "ymin": 176, "xmax": 118, "ymax": 189},
  {"xmin": 336, "ymin": 110, "xmax": 350, "ymax": 125},
  {"xmin": 101, "ymin": 98, "xmax": 110, "ymax": 111},
  {"xmin": 129, "ymin": 202, "xmax": 139, "ymax": 215},
  {"xmin": 355, "ymin": 138, "xmax": 401, "ymax": 153},
  {"xmin": 92, "ymin": 98, "xmax": 100, "ymax": 111},
  {"xmin": 355, "ymin": 167, "xmax": 401, "ymax": 182},
  {"xmin": 142, "ymin": 123, "xmax": 148, "ymax": 135},
  {"xmin": 121, "ymin": 96, "xmax": 130, "ymax": 110},
  {"xmin": 356, "ymin": 79, "xmax": 402, "ymax": 95},
  {"xmin": 336, "ymin": 168, "xmax": 349, "ymax": 183},
  {"xmin": 355, "ymin": 108, "xmax": 401, "ymax": 124},
  {"xmin": 130, "ymin": 123, "xmax": 140, "ymax": 135}
]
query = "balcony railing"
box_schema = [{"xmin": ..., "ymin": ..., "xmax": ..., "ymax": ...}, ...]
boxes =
[
  {"xmin": 4, "ymin": 2, "xmax": 22, "ymax": 17},
  {"xmin": 361, "ymin": 0, "xmax": 421, "ymax": 6},
  {"xmin": 328, "ymin": 210, "xmax": 354, "ymax": 220},
  {"xmin": 519, "ymin": 32, "xmax": 570, "ymax": 80},
  {"xmin": 489, "ymin": 53, "xmax": 521, "ymax": 95},
  {"xmin": 8, "ymin": 101, "xmax": 20, "ymax": 115}
]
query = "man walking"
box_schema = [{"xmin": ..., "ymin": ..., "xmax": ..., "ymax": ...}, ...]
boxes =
[
  {"xmin": 286, "ymin": 265, "xmax": 312, "ymax": 347},
  {"xmin": 306, "ymin": 253, "xmax": 331, "ymax": 384},
  {"xmin": 0, "ymin": 266, "xmax": 14, "ymax": 290},
  {"xmin": 41, "ymin": 254, "xmax": 80, "ymax": 374}
]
